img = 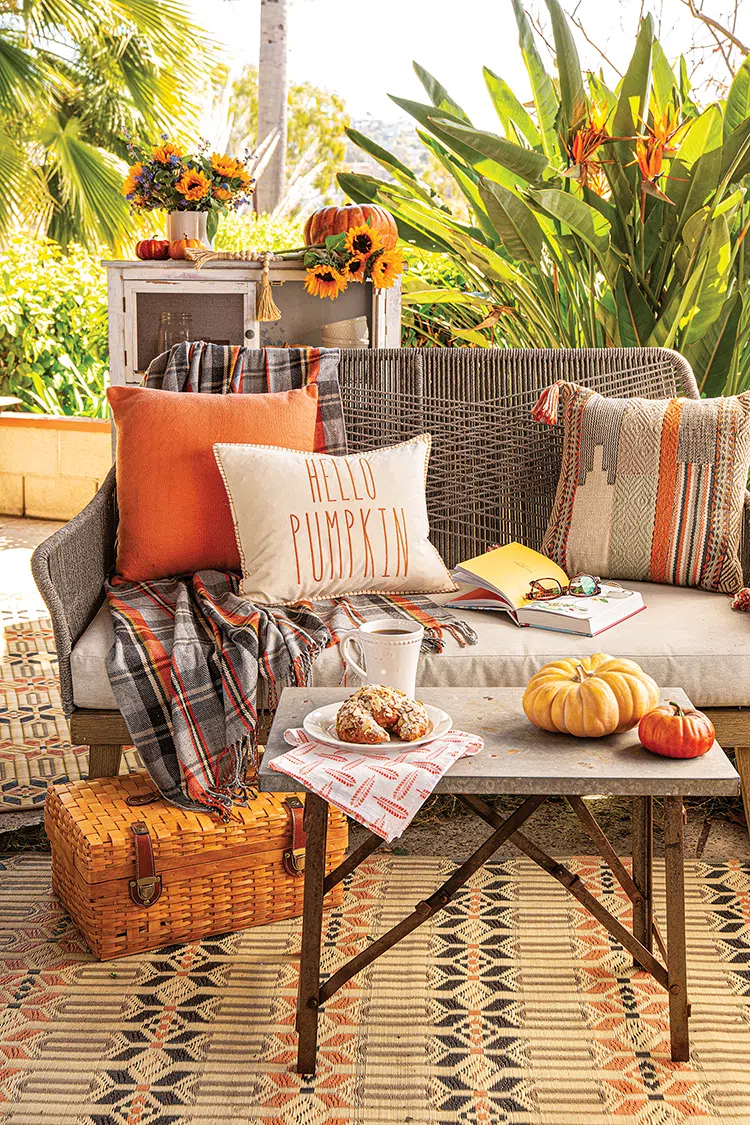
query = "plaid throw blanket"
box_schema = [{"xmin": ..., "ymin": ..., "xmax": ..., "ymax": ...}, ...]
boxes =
[
  {"xmin": 144, "ymin": 341, "xmax": 347, "ymax": 454},
  {"xmin": 106, "ymin": 345, "xmax": 476, "ymax": 818}
]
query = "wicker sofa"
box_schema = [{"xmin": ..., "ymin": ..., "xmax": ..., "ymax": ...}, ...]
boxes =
[{"xmin": 32, "ymin": 347, "xmax": 750, "ymax": 822}]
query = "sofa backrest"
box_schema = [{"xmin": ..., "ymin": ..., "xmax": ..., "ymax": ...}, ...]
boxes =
[{"xmin": 337, "ymin": 347, "xmax": 698, "ymax": 569}]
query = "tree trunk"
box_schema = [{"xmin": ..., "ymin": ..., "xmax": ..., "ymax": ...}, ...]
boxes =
[{"xmin": 256, "ymin": 0, "xmax": 288, "ymax": 214}]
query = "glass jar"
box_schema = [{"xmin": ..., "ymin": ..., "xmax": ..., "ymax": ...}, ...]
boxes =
[{"xmin": 158, "ymin": 311, "xmax": 193, "ymax": 355}]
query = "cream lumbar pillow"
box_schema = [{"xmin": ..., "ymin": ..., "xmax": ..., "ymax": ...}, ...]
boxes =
[{"xmin": 214, "ymin": 434, "xmax": 456, "ymax": 604}]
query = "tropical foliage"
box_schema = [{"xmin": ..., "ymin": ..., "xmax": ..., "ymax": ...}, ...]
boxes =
[
  {"xmin": 0, "ymin": 0, "xmax": 214, "ymax": 251},
  {"xmin": 343, "ymin": 0, "xmax": 750, "ymax": 394}
]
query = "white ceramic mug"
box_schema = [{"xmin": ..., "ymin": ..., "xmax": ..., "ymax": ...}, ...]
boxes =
[{"xmin": 341, "ymin": 618, "xmax": 424, "ymax": 697}]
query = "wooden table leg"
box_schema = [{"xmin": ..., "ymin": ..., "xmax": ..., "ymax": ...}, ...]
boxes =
[
  {"xmin": 296, "ymin": 793, "xmax": 328, "ymax": 1076},
  {"xmin": 632, "ymin": 796, "xmax": 653, "ymax": 966},
  {"xmin": 664, "ymin": 796, "xmax": 690, "ymax": 1062}
]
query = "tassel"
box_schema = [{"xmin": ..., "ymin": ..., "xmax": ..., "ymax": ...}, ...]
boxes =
[
  {"xmin": 731, "ymin": 587, "xmax": 750, "ymax": 612},
  {"xmin": 532, "ymin": 381, "xmax": 563, "ymax": 426},
  {"xmin": 256, "ymin": 252, "xmax": 282, "ymax": 322}
]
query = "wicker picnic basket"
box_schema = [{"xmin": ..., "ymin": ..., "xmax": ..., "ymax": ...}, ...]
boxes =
[{"xmin": 45, "ymin": 771, "xmax": 348, "ymax": 960}]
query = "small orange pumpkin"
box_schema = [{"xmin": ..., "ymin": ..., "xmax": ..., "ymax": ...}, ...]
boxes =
[
  {"xmin": 169, "ymin": 238, "xmax": 203, "ymax": 260},
  {"xmin": 638, "ymin": 702, "xmax": 715, "ymax": 759},
  {"xmin": 303, "ymin": 204, "xmax": 398, "ymax": 249},
  {"xmin": 135, "ymin": 237, "xmax": 170, "ymax": 261}
]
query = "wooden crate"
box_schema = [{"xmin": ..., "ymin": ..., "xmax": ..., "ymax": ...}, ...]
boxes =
[{"xmin": 46, "ymin": 771, "xmax": 347, "ymax": 960}]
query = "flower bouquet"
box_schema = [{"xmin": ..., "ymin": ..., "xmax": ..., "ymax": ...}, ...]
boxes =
[
  {"xmin": 303, "ymin": 226, "xmax": 404, "ymax": 300},
  {"xmin": 121, "ymin": 134, "xmax": 254, "ymax": 245}
]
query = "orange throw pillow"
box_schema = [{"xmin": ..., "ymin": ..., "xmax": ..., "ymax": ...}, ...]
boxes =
[{"xmin": 109, "ymin": 383, "xmax": 320, "ymax": 580}]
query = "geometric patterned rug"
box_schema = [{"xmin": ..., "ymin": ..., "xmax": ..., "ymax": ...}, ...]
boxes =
[
  {"xmin": 0, "ymin": 568, "xmax": 138, "ymax": 811},
  {"xmin": 2, "ymin": 854, "xmax": 750, "ymax": 1124}
]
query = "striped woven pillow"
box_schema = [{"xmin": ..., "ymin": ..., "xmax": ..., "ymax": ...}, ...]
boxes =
[{"xmin": 534, "ymin": 382, "xmax": 750, "ymax": 595}]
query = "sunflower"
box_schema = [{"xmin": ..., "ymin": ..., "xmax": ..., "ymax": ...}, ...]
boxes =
[
  {"xmin": 304, "ymin": 263, "xmax": 348, "ymax": 300},
  {"xmin": 344, "ymin": 224, "xmax": 383, "ymax": 258},
  {"xmin": 213, "ymin": 185, "xmax": 233, "ymax": 202},
  {"xmin": 211, "ymin": 152, "xmax": 244, "ymax": 179},
  {"xmin": 152, "ymin": 142, "xmax": 182, "ymax": 164},
  {"xmin": 345, "ymin": 255, "xmax": 367, "ymax": 283},
  {"xmin": 370, "ymin": 247, "xmax": 404, "ymax": 289},
  {"xmin": 121, "ymin": 161, "xmax": 143, "ymax": 196},
  {"xmin": 176, "ymin": 169, "xmax": 211, "ymax": 201}
]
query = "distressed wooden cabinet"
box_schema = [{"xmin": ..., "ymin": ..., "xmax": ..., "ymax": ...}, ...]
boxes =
[{"xmin": 104, "ymin": 259, "xmax": 402, "ymax": 387}]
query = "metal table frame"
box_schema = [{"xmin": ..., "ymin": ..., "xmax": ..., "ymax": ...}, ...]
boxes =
[{"xmin": 259, "ymin": 687, "xmax": 740, "ymax": 1076}]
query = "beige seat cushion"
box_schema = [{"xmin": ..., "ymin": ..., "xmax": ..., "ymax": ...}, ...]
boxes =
[{"xmin": 70, "ymin": 581, "xmax": 749, "ymax": 713}]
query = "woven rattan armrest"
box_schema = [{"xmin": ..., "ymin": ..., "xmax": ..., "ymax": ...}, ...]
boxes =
[
  {"xmin": 743, "ymin": 492, "xmax": 750, "ymax": 586},
  {"xmin": 31, "ymin": 467, "xmax": 117, "ymax": 715}
]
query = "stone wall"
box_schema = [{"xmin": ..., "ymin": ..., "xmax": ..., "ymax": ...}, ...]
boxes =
[{"xmin": 0, "ymin": 413, "xmax": 112, "ymax": 521}]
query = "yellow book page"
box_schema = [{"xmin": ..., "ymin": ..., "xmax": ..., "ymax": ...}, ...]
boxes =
[{"xmin": 457, "ymin": 543, "xmax": 568, "ymax": 610}]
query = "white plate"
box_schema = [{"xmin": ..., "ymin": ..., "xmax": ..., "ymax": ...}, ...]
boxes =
[{"xmin": 303, "ymin": 701, "xmax": 452, "ymax": 752}]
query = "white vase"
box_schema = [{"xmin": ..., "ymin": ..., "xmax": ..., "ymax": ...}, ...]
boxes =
[{"xmin": 166, "ymin": 211, "xmax": 211, "ymax": 248}]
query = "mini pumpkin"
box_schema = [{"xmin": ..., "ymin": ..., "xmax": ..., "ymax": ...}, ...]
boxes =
[
  {"xmin": 135, "ymin": 237, "xmax": 170, "ymax": 261},
  {"xmin": 522, "ymin": 653, "xmax": 660, "ymax": 738},
  {"xmin": 638, "ymin": 702, "xmax": 715, "ymax": 759},
  {"xmin": 169, "ymin": 237, "xmax": 203, "ymax": 260}
]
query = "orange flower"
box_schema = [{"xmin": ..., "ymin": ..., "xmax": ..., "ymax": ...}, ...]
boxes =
[
  {"xmin": 210, "ymin": 152, "xmax": 243, "ymax": 179},
  {"xmin": 344, "ymin": 224, "xmax": 383, "ymax": 258},
  {"xmin": 565, "ymin": 102, "xmax": 611, "ymax": 187},
  {"xmin": 346, "ymin": 255, "xmax": 367, "ymax": 283},
  {"xmin": 635, "ymin": 138, "xmax": 674, "ymax": 203},
  {"xmin": 213, "ymin": 185, "xmax": 233, "ymax": 202},
  {"xmin": 152, "ymin": 142, "xmax": 182, "ymax": 164},
  {"xmin": 304, "ymin": 264, "xmax": 348, "ymax": 300},
  {"xmin": 370, "ymin": 247, "xmax": 404, "ymax": 289},
  {"xmin": 121, "ymin": 162, "xmax": 143, "ymax": 196},
  {"xmin": 175, "ymin": 169, "xmax": 211, "ymax": 201}
]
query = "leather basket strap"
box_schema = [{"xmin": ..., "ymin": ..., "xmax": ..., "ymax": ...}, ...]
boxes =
[
  {"xmin": 129, "ymin": 821, "xmax": 163, "ymax": 907},
  {"xmin": 282, "ymin": 797, "xmax": 306, "ymax": 877}
]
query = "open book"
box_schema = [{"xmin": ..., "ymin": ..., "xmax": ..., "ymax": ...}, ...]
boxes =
[{"xmin": 445, "ymin": 543, "xmax": 645, "ymax": 636}]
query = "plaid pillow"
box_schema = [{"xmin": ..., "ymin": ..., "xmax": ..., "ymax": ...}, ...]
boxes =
[{"xmin": 534, "ymin": 381, "xmax": 750, "ymax": 594}]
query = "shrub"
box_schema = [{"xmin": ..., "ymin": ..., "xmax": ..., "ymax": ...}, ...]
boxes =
[
  {"xmin": 0, "ymin": 238, "xmax": 109, "ymax": 416},
  {"xmin": 0, "ymin": 215, "xmax": 306, "ymax": 417}
]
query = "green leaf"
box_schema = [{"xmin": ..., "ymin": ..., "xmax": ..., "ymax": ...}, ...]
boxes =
[
  {"xmin": 417, "ymin": 131, "xmax": 500, "ymax": 242},
  {"xmin": 614, "ymin": 271, "xmax": 656, "ymax": 346},
  {"xmin": 483, "ymin": 67, "xmax": 542, "ymax": 148},
  {"xmin": 413, "ymin": 62, "xmax": 471, "ymax": 122},
  {"xmin": 544, "ymin": 0, "xmax": 587, "ymax": 133},
  {"xmin": 650, "ymin": 38, "xmax": 677, "ymax": 114},
  {"xmin": 612, "ymin": 15, "xmax": 653, "ymax": 173},
  {"xmin": 325, "ymin": 232, "xmax": 347, "ymax": 251},
  {"xmin": 529, "ymin": 187, "xmax": 616, "ymax": 281},
  {"xmin": 511, "ymin": 0, "xmax": 560, "ymax": 161},
  {"xmin": 668, "ymin": 105, "xmax": 723, "ymax": 224},
  {"xmin": 389, "ymin": 95, "xmax": 487, "ymax": 166},
  {"xmin": 479, "ymin": 178, "xmax": 543, "ymax": 265},
  {"xmin": 724, "ymin": 54, "xmax": 750, "ymax": 142},
  {"xmin": 401, "ymin": 288, "xmax": 491, "ymax": 307},
  {"xmin": 682, "ymin": 213, "xmax": 732, "ymax": 345},
  {"xmin": 684, "ymin": 291, "xmax": 742, "ymax": 395},
  {"xmin": 430, "ymin": 119, "xmax": 549, "ymax": 182}
]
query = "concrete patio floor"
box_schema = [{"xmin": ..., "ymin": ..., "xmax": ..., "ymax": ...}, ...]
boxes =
[{"xmin": 2, "ymin": 514, "xmax": 749, "ymax": 861}]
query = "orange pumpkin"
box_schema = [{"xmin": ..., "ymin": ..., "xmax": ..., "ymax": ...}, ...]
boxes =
[
  {"xmin": 303, "ymin": 205, "xmax": 398, "ymax": 249},
  {"xmin": 169, "ymin": 238, "xmax": 203, "ymax": 260},
  {"xmin": 638, "ymin": 702, "xmax": 715, "ymax": 759},
  {"xmin": 135, "ymin": 237, "xmax": 170, "ymax": 261}
]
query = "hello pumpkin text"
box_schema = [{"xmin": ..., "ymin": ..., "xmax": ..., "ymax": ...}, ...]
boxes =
[{"xmin": 289, "ymin": 456, "xmax": 409, "ymax": 584}]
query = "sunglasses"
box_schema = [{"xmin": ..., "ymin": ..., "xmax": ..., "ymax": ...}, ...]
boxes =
[{"xmin": 526, "ymin": 574, "xmax": 603, "ymax": 601}]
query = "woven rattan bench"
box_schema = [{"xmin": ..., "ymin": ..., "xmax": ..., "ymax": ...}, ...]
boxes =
[{"xmin": 31, "ymin": 347, "xmax": 750, "ymax": 823}]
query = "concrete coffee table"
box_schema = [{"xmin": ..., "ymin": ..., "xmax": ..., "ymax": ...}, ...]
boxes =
[{"xmin": 259, "ymin": 686, "xmax": 740, "ymax": 1075}]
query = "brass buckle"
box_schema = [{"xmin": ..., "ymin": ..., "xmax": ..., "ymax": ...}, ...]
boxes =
[
  {"xmin": 129, "ymin": 875, "xmax": 161, "ymax": 905},
  {"xmin": 284, "ymin": 848, "xmax": 305, "ymax": 876}
]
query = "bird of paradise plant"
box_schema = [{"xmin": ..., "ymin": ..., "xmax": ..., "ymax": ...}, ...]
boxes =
[{"xmin": 342, "ymin": 0, "xmax": 750, "ymax": 394}]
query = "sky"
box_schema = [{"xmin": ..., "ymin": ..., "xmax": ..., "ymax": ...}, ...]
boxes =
[{"xmin": 192, "ymin": 0, "xmax": 750, "ymax": 131}]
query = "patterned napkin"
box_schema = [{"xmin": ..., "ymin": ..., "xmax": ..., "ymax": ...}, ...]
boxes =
[{"xmin": 269, "ymin": 729, "xmax": 484, "ymax": 842}]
